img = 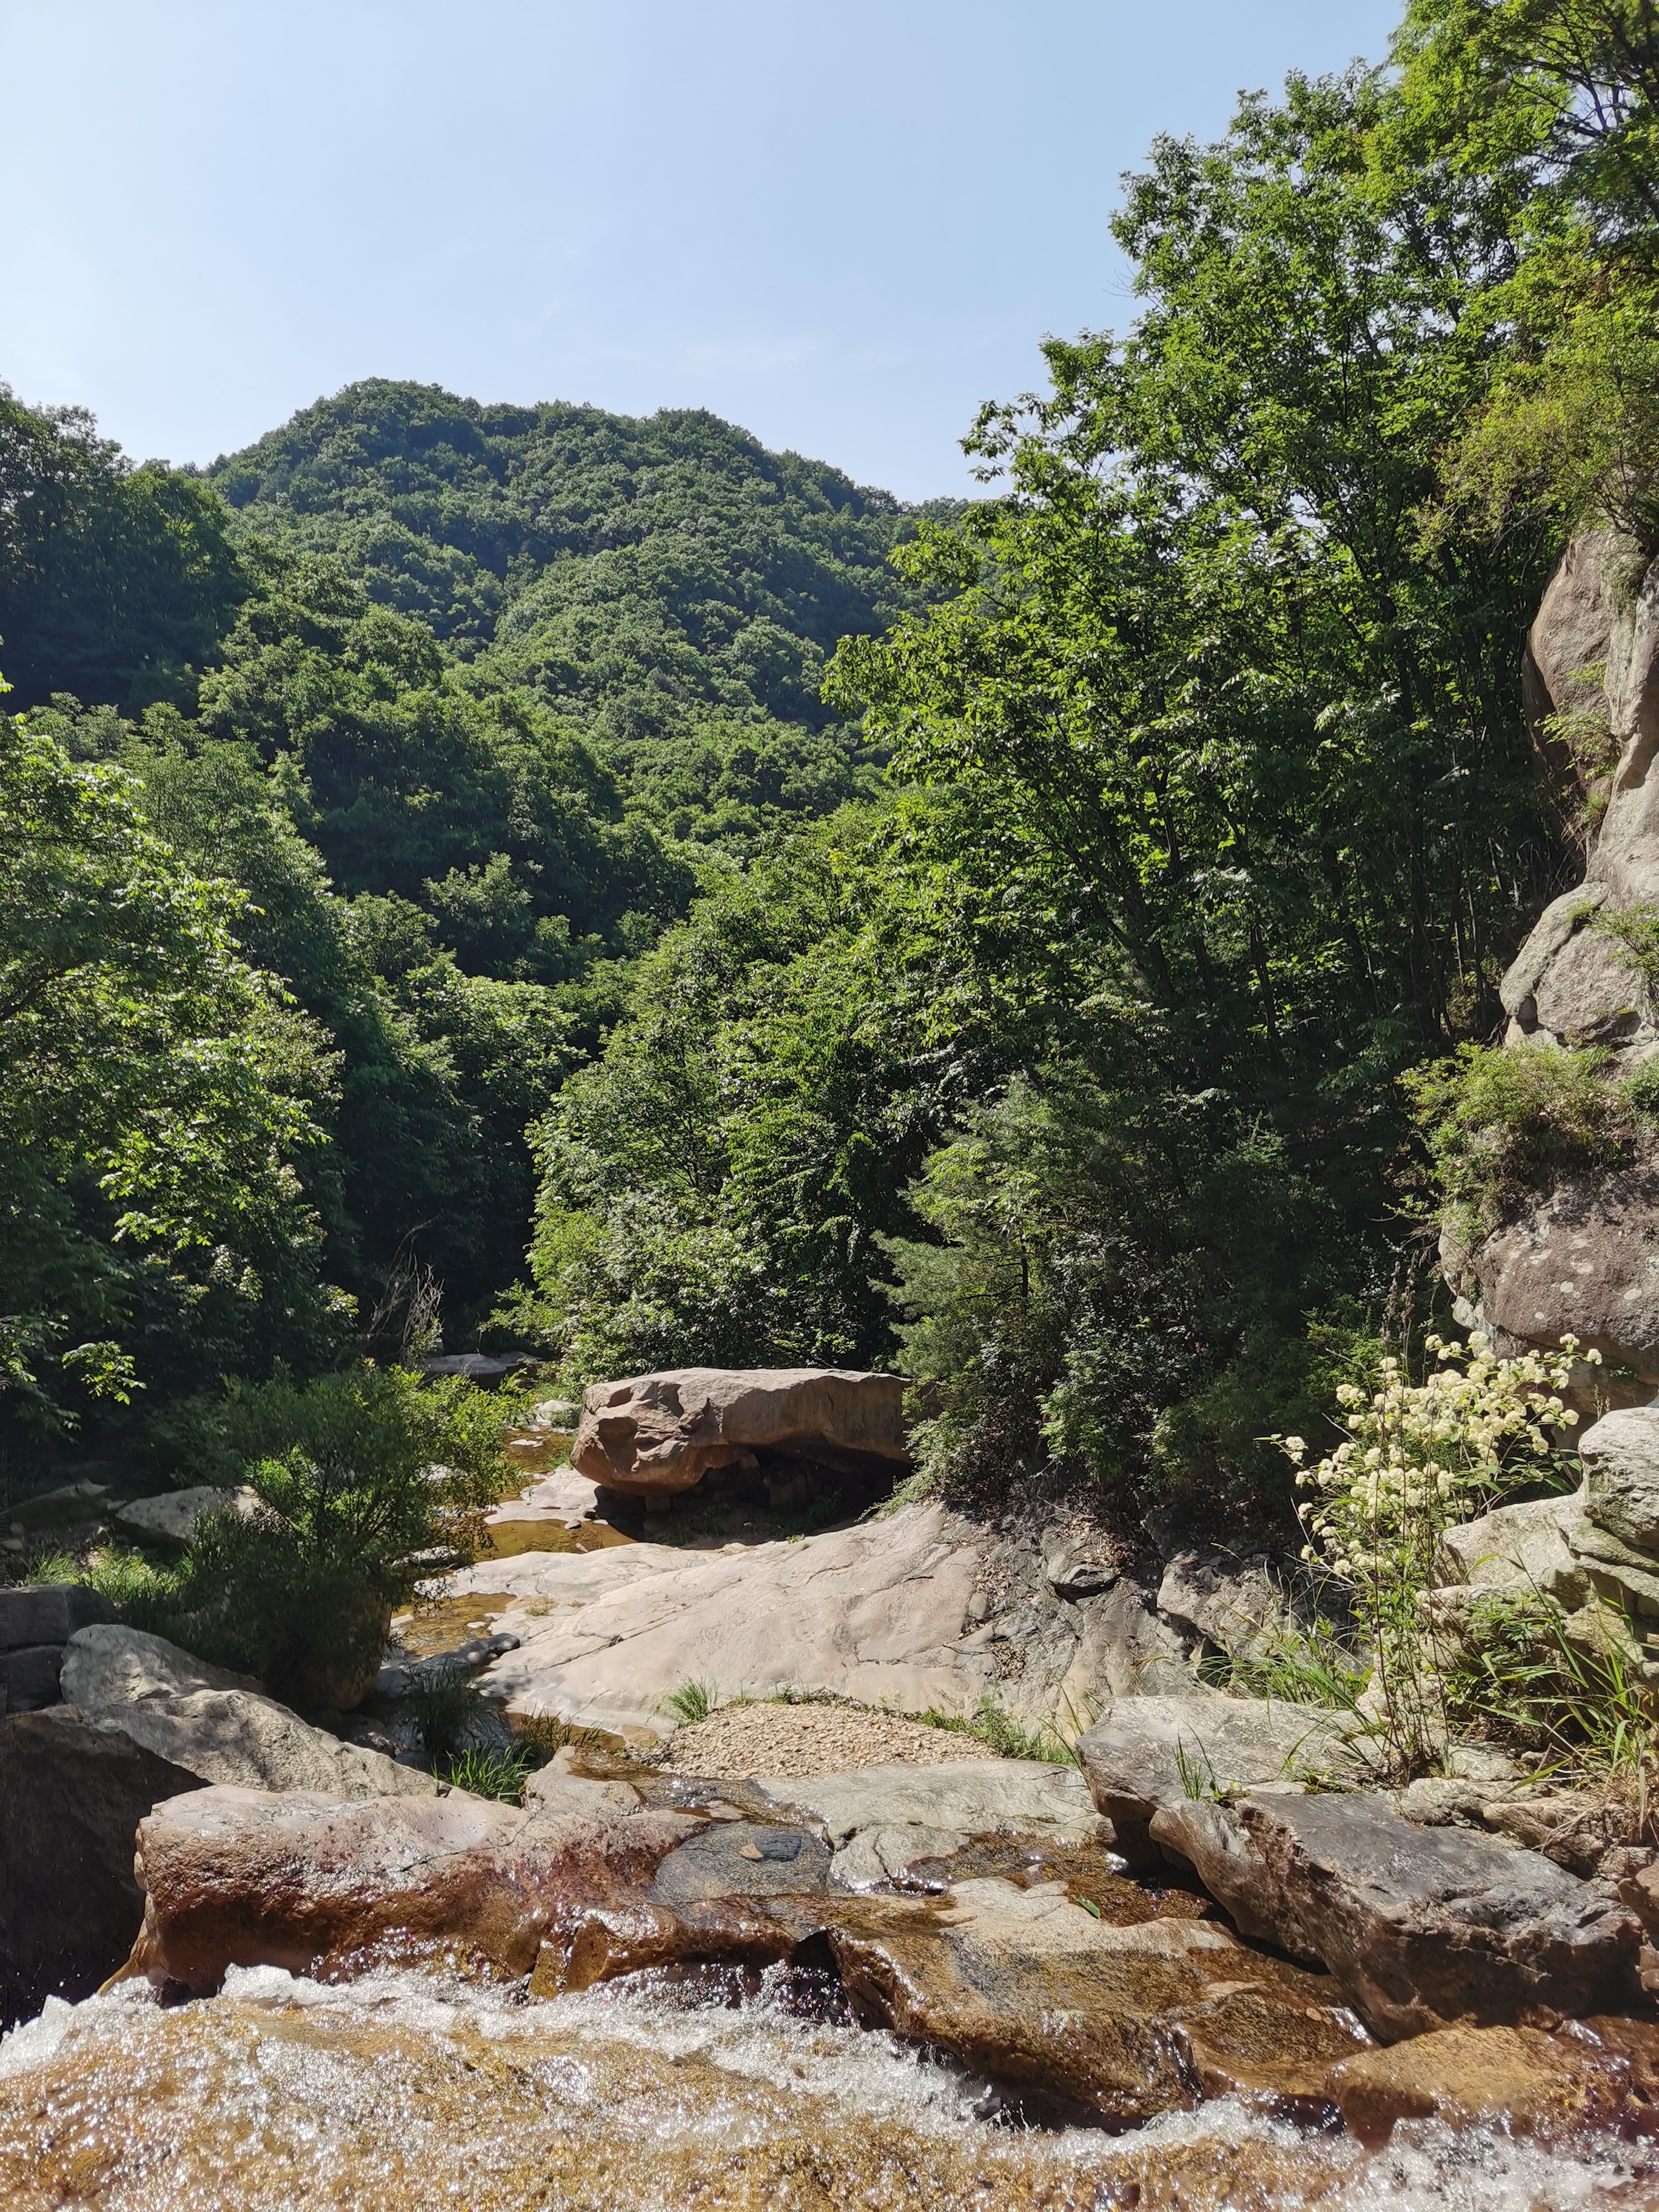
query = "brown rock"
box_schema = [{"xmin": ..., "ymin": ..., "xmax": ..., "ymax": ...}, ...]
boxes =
[
  {"xmin": 1327, "ymin": 2023, "xmax": 1629, "ymax": 2147},
  {"xmin": 1, "ymin": 1707, "xmax": 199, "ymax": 2025},
  {"xmin": 538, "ymin": 1874, "xmax": 1370, "ymax": 2125},
  {"xmin": 1150, "ymin": 1789, "xmax": 1640, "ymax": 2039},
  {"xmin": 126, "ymin": 1785, "xmax": 706, "ymax": 1991},
  {"xmin": 571, "ymin": 1367, "xmax": 908, "ymax": 1498}
]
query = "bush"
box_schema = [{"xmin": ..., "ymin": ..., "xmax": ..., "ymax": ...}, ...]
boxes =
[
  {"xmin": 152, "ymin": 1362, "xmax": 514, "ymax": 1709},
  {"xmin": 1406, "ymin": 1043, "xmax": 1631, "ymax": 1224}
]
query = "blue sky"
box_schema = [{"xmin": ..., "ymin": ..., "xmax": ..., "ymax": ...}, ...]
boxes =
[{"xmin": 1, "ymin": 1, "xmax": 1402, "ymax": 500}]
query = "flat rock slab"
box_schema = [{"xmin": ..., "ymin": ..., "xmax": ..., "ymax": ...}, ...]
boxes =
[
  {"xmin": 61, "ymin": 1626, "xmax": 441, "ymax": 1801},
  {"xmin": 1, "ymin": 1708, "xmax": 199, "ymax": 2025},
  {"xmin": 753, "ymin": 1757, "xmax": 1099, "ymax": 1890},
  {"xmin": 471, "ymin": 1503, "xmax": 991, "ymax": 1734},
  {"xmin": 112, "ymin": 1486, "xmax": 258, "ymax": 1548},
  {"xmin": 572, "ymin": 1366, "xmax": 908, "ymax": 1498},
  {"xmin": 127, "ymin": 1785, "xmax": 707, "ymax": 1991},
  {"xmin": 1151, "ymin": 1788, "xmax": 1640, "ymax": 2039},
  {"xmin": 0, "ymin": 1583, "xmax": 116, "ymax": 1652}
]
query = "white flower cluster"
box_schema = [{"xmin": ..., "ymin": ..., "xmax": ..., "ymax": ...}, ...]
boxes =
[{"xmin": 1285, "ymin": 1332, "xmax": 1594, "ymax": 1586}]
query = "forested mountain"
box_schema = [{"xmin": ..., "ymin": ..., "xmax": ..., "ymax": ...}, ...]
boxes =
[{"xmin": 4, "ymin": 0, "xmax": 1654, "ymax": 1538}]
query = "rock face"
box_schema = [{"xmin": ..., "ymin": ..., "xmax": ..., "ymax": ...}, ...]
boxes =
[
  {"xmin": 59, "ymin": 1626, "xmax": 441, "ymax": 1800},
  {"xmin": 126, "ymin": 1785, "xmax": 706, "ymax": 1991},
  {"xmin": 457, "ymin": 1503, "xmax": 1195, "ymax": 1741},
  {"xmin": 0, "ymin": 1583, "xmax": 118, "ymax": 1717},
  {"xmin": 0, "ymin": 1707, "xmax": 199, "ymax": 2025},
  {"xmin": 571, "ymin": 1367, "xmax": 909, "ymax": 1498},
  {"xmin": 1147, "ymin": 1788, "xmax": 1640, "ymax": 2038},
  {"xmin": 1581, "ymin": 1405, "xmax": 1659, "ymax": 1549},
  {"xmin": 1450, "ymin": 528, "xmax": 1659, "ymax": 1385}
]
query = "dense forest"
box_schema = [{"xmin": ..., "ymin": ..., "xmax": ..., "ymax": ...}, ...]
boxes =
[{"xmin": 5, "ymin": 0, "xmax": 1655, "ymax": 1537}]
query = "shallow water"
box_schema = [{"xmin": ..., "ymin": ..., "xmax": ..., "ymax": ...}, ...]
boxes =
[{"xmin": 1, "ymin": 1965, "xmax": 1652, "ymax": 2212}]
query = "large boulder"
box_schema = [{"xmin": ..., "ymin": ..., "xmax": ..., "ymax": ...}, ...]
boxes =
[
  {"xmin": 1153, "ymin": 1549, "xmax": 1299, "ymax": 1663},
  {"xmin": 59, "ymin": 1625, "xmax": 441, "ymax": 1800},
  {"xmin": 124, "ymin": 1785, "xmax": 706, "ymax": 1990},
  {"xmin": 1149, "ymin": 1788, "xmax": 1640, "ymax": 2039},
  {"xmin": 0, "ymin": 1706, "xmax": 199, "ymax": 2025},
  {"xmin": 0, "ymin": 1583, "xmax": 120, "ymax": 1718},
  {"xmin": 1432, "ymin": 1490, "xmax": 1590, "ymax": 1604},
  {"xmin": 112, "ymin": 1486, "xmax": 258, "ymax": 1547},
  {"xmin": 571, "ymin": 1366, "xmax": 908, "ymax": 1498}
]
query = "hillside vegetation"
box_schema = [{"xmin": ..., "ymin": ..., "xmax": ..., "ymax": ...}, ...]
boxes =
[{"xmin": 2, "ymin": 0, "xmax": 1654, "ymax": 1543}]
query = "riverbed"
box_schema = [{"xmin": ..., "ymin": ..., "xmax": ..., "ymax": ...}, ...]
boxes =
[{"xmin": 0, "ymin": 1962, "xmax": 1648, "ymax": 2211}]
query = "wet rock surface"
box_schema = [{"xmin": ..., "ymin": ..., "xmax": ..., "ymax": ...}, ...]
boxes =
[
  {"xmin": 1326, "ymin": 2021, "xmax": 1638, "ymax": 2147},
  {"xmin": 125, "ymin": 1784, "xmax": 707, "ymax": 1991}
]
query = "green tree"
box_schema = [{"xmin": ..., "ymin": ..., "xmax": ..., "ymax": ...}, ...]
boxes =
[
  {"xmin": 0, "ymin": 388, "xmax": 246, "ymax": 711},
  {"xmin": 0, "ymin": 699, "xmax": 344, "ymax": 1431}
]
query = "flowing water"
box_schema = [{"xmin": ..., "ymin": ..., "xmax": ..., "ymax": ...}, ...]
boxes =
[{"xmin": 1, "ymin": 1964, "xmax": 1653, "ymax": 2212}]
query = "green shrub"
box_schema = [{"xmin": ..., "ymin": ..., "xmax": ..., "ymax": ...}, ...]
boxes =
[
  {"xmin": 126, "ymin": 1362, "xmax": 513, "ymax": 1709},
  {"xmin": 1406, "ymin": 1043, "xmax": 1631, "ymax": 1222},
  {"xmin": 665, "ymin": 1680, "xmax": 716, "ymax": 1724},
  {"xmin": 406, "ymin": 1662, "xmax": 489, "ymax": 1761},
  {"xmin": 445, "ymin": 1744, "xmax": 532, "ymax": 1801}
]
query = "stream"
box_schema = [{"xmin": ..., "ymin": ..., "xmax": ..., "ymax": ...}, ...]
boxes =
[{"xmin": 1, "ymin": 1962, "xmax": 1650, "ymax": 2212}]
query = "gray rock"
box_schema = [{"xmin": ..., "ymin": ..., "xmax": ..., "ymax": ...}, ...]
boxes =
[
  {"xmin": 649, "ymin": 1820, "xmax": 832, "ymax": 1904},
  {"xmin": 0, "ymin": 1583, "xmax": 116, "ymax": 1652},
  {"xmin": 752, "ymin": 1757, "xmax": 1100, "ymax": 1892},
  {"xmin": 522, "ymin": 1766, "xmax": 643, "ymax": 1819},
  {"xmin": 421, "ymin": 1353, "xmax": 531, "ymax": 1382},
  {"xmin": 59, "ymin": 1625, "xmax": 442, "ymax": 1799},
  {"xmin": 1433, "ymin": 1491, "xmax": 1589, "ymax": 1607},
  {"xmin": 1044, "ymin": 1547, "xmax": 1115, "ymax": 1599},
  {"xmin": 530, "ymin": 1399, "xmax": 581, "ymax": 1429},
  {"xmin": 1, "ymin": 1707, "xmax": 199, "ymax": 2026},
  {"xmin": 7, "ymin": 1482, "xmax": 113, "ymax": 1533},
  {"xmin": 1078, "ymin": 1693, "xmax": 1369, "ymax": 1831},
  {"xmin": 0, "ymin": 1646, "xmax": 62, "ymax": 1714},
  {"xmin": 1154, "ymin": 1549, "xmax": 1298, "ymax": 1661},
  {"xmin": 1149, "ymin": 1788, "xmax": 1640, "ymax": 2039},
  {"xmin": 571, "ymin": 1366, "xmax": 909, "ymax": 1499},
  {"xmin": 112, "ymin": 1486, "xmax": 259, "ymax": 1547},
  {"xmin": 1581, "ymin": 1406, "xmax": 1659, "ymax": 1552}
]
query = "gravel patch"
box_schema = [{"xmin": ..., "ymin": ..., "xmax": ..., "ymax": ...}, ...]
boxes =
[{"xmin": 665, "ymin": 1700, "xmax": 994, "ymax": 1779}]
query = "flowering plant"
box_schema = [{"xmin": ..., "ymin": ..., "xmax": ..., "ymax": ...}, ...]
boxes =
[{"xmin": 1282, "ymin": 1332, "xmax": 1595, "ymax": 1769}]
